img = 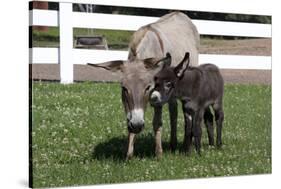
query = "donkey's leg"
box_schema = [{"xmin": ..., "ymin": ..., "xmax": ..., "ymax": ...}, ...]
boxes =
[
  {"xmin": 126, "ymin": 132, "xmax": 136, "ymax": 160},
  {"xmin": 168, "ymin": 98, "xmax": 178, "ymax": 152},
  {"xmin": 182, "ymin": 101, "xmax": 192, "ymax": 154},
  {"xmin": 193, "ymin": 109, "xmax": 204, "ymax": 155},
  {"xmin": 153, "ymin": 106, "xmax": 163, "ymax": 158},
  {"xmin": 213, "ymin": 103, "xmax": 224, "ymax": 148},
  {"xmin": 204, "ymin": 107, "xmax": 214, "ymax": 146}
]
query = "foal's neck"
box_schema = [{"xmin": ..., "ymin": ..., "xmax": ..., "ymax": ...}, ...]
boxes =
[{"xmin": 174, "ymin": 67, "xmax": 202, "ymax": 98}]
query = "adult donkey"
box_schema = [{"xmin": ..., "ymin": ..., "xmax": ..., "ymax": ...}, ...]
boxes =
[{"xmin": 87, "ymin": 12, "xmax": 200, "ymax": 159}]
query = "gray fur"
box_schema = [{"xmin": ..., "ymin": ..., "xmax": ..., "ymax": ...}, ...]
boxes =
[
  {"xmin": 129, "ymin": 12, "xmax": 199, "ymax": 67},
  {"xmin": 151, "ymin": 52, "xmax": 224, "ymax": 155}
]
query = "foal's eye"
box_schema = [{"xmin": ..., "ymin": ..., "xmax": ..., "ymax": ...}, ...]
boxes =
[{"xmin": 165, "ymin": 81, "xmax": 172, "ymax": 88}]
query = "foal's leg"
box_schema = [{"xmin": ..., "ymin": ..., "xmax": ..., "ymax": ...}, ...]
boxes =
[
  {"xmin": 153, "ymin": 106, "xmax": 163, "ymax": 158},
  {"xmin": 204, "ymin": 107, "xmax": 214, "ymax": 146},
  {"xmin": 182, "ymin": 101, "xmax": 192, "ymax": 154},
  {"xmin": 193, "ymin": 109, "xmax": 204, "ymax": 155},
  {"xmin": 213, "ymin": 102, "xmax": 224, "ymax": 148},
  {"xmin": 168, "ymin": 98, "xmax": 178, "ymax": 152}
]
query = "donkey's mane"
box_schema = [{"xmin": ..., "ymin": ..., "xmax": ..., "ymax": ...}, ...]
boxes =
[{"xmin": 129, "ymin": 27, "xmax": 149, "ymax": 58}]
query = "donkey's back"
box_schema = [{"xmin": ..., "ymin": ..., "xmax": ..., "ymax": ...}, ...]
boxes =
[{"xmin": 129, "ymin": 12, "xmax": 199, "ymax": 67}]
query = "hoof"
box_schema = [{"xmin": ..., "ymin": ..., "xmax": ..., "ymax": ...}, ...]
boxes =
[
  {"xmin": 195, "ymin": 148, "xmax": 201, "ymax": 156},
  {"xmin": 170, "ymin": 140, "xmax": 177, "ymax": 153},
  {"xmin": 126, "ymin": 153, "xmax": 133, "ymax": 161},
  {"xmin": 155, "ymin": 150, "xmax": 163, "ymax": 159},
  {"xmin": 170, "ymin": 145, "xmax": 177, "ymax": 153},
  {"xmin": 183, "ymin": 148, "xmax": 191, "ymax": 156},
  {"xmin": 216, "ymin": 142, "xmax": 223, "ymax": 149}
]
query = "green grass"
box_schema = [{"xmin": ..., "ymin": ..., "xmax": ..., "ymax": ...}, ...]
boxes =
[
  {"xmin": 32, "ymin": 27, "xmax": 234, "ymax": 49},
  {"xmin": 32, "ymin": 27, "xmax": 133, "ymax": 49},
  {"xmin": 31, "ymin": 82, "xmax": 271, "ymax": 188}
]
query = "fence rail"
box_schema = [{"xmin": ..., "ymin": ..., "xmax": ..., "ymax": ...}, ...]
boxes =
[
  {"xmin": 29, "ymin": 1, "xmax": 272, "ymax": 83},
  {"xmin": 31, "ymin": 47, "xmax": 272, "ymax": 71},
  {"xmin": 31, "ymin": 10, "xmax": 271, "ymax": 38}
]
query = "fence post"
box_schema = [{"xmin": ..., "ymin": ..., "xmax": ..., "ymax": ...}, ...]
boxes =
[{"xmin": 59, "ymin": 2, "xmax": 73, "ymax": 84}]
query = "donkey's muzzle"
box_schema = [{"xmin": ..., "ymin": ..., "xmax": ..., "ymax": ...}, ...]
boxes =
[
  {"xmin": 127, "ymin": 109, "xmax": 145, "ymax": 133},
  {"xmin": 128, "ymin": 122, "xmax": 144, "ymax": 134}
]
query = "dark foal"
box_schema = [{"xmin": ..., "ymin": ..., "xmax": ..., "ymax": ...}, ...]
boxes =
[{"xmin": 150, "ymin": 52, "xmax": 224, "ymax": 155}]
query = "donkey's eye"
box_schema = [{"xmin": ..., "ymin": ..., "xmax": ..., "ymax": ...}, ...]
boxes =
[
  {"xmin": 122, "ymin": 86, "xmax": 128, "ymax": 93},
  {"xmin": 145, "ymin": 85, "xmax": 151, "ymax": 93}
]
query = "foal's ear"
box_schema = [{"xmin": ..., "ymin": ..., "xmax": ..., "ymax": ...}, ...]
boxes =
[
  {"xmin": 143, "ymin": 52, "xmax": 172, "ymax": 70},
  {"xmin": 87, "ymin": 60, "xmax": 125, "ymax": 72},
  {"xmin": 174, "ymin": 52, "xmax": 190, "ymax": 78}
]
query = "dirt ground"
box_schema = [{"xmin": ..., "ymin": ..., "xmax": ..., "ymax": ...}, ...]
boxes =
[
  {"xmin": 200, "ymin": 38, "xmax": 271, "ymax": 56},
  {"xmin": 31, "ymin": 38, "xmax": 272, "ymax": 84}
]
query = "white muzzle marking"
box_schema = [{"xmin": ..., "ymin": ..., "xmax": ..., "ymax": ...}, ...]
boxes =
[
  {"xmin": 129, "ymin": 109, "xmax": 144, "ymax": 125},
  {"xmin": 151, "ymin": 91, "xmax": 161, "ymax": 102}
]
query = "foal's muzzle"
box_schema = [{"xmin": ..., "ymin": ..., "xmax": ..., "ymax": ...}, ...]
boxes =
[{"xmin": 149, "ymin": 91, "xmax": 162, "ymax": 106}]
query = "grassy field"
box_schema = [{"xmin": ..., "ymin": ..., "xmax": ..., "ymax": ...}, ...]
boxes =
[
  {"xmin": 32, "ymin": 27, "xmax": 132, "ymax": 49},
  {"xmin": 31, "ymin": 82, "xmax": 271, "ymax": 188},
  {"xmin": 32, "ymin": 27, "xmax": 236, "ymax": 49}
]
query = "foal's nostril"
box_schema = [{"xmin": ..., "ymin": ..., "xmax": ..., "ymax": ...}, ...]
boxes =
[
  {"xmin": 150, "ymin": 95, "xmax": 158, "ymax": 102},
  {"xmin": 150, "ymin": 91, "xmax": 161, "ymax": 103}
]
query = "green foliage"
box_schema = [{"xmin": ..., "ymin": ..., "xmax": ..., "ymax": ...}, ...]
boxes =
[
  {"xmin": 225, "ymin": 14, "xmax": 271, "ymax": 24},
  {"xmin": 71, "ymin": 4, "xmax": 271, "ymax": 24},
  {"xmin": 100, "ymin": 29, "xmax": 133, "ymax": 49},
  {"xmin": 32, "ymin": 27, "xmax": 59, "ymax": 40},
  {"xmin": 31, "ymin": 82, "xmax": 271, "ymax": 188}
]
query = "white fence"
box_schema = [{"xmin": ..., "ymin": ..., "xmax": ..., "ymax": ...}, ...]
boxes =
[{"xmin": 29, "ymin": 0, "xmax": 272, "ymax": 83}]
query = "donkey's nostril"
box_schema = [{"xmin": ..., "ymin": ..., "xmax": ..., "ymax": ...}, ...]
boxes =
[
  {"xmin": 128, "ymin": 122, "xmax": 133, "ymax": 129},
  {"xmin": 129, "ymin": 122, "xmax": 144, "ymax": 134},
  {"xmin": 128, "ymin": 109, "xmax": 144, "ymax": 133},
  {"xmin": 138, "ymin": 123, "xmax": 144, "ymax": 129}
]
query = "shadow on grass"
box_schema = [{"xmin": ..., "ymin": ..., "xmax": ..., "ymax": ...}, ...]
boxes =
[{"xmin": 91, "ymin": 133, "xmax": 170, "ymax": 161}]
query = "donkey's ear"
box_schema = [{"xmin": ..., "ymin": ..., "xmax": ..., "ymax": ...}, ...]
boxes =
[
  {"xmin": 87, "ymin": 60, "xmax": 124, "ymax": 72},
  {"xmin": 143, "ymin": 52, "xmax": 172, "ymax": 70},
  {"xmin": 174, "ymin": 52, "xmax": 190, "ymax": 78}
]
